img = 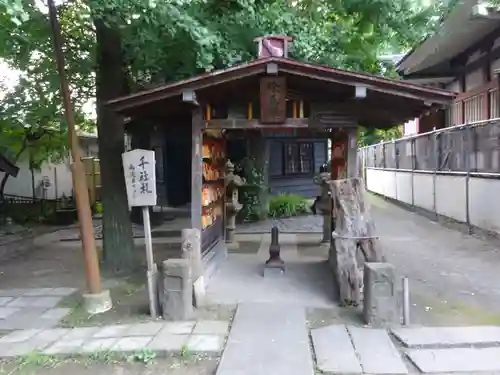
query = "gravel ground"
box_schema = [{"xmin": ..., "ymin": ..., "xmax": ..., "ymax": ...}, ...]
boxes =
[{"xmin": 370, "ymin": 194, "xmax": 500, "ymax": 326}]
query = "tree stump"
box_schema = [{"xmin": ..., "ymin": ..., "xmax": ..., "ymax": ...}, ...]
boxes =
[{"xmin": 329, "ymin": 177, "xmax": 383, "ymax": 306}]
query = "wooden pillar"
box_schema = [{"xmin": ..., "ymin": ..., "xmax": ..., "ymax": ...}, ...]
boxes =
[
  {"xmin": 191, "ymin": 108, "xmax": 203, "ymax": 230},
  {"xmin": 347, "ymin": 128, "xmax": 358, "ymax": 178},
  {"xmin": 190, "ymin": 108, "xmax": 205, "ymax": 306}
]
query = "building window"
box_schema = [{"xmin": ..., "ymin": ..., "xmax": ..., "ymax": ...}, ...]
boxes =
[{"xmin": 277, "ymin": 142, "xmax": 314, "ymax": 176}]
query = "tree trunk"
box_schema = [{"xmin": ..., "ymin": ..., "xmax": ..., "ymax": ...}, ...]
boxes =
[{"xmin": 94, "ymin": 18, "xmax": 135, "ymax": 273}]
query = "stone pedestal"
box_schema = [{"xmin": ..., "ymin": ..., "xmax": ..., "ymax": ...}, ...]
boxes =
[
  {"xmin": 363, "ymin": 262, "xmax": 398, "ymax": 326},
  {"xmin": 82, "ymin": 289, "xmax": 112, "ymax": 315},
  {"xmin": 161, "ymin": 259, "xmax": 193, "ymax": 321}
]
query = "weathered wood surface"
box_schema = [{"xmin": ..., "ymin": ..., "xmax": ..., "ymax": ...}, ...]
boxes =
[{"xmin": 329, "ymin": 177, "xmax": 384, "ymax": 306}]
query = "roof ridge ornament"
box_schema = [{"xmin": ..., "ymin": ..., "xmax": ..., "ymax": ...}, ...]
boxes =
[{"xmin": 254, "ymin": 35, "xmax": 294, "ymax": 58}]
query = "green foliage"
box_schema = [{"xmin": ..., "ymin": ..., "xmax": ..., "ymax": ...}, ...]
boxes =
[
  {"xmin": 0, "ymin": 0, "xmax": 95, "ymax": 171},
  {"xmin": 93, "ymin": 201, "xmax": 103, "ymax": 214},
  {"xmin": 128, "ymin": 348, "xmax": 156, "ymax": 364},
  {"xmin": 358, "ymin": 126, "xmax": 403, "ymax": 146},
  {"xmin": 0, "ymin": 0, "xmax": 456, "ymax": 256},
  {"xmin": 0, "ymin": 0, "xmax": 29, "ymax": 25},
  {"xmin": 1, "ymin": 200, "xmax": 54, "ymax": 224},
  {"xmin": 237, "ymin": 156, "xmax": 266, "ymax": 222},
  {"xmin": 268, "ymin": 193, "xmax": 309, "ymax": 218}
]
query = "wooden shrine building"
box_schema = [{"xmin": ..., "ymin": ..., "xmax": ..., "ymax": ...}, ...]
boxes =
[{"xmin": 106, "ymin": 36, "xmax": 456, "ymax": 295}]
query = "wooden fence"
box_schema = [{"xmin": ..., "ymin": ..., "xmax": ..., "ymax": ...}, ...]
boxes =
[{"xmin": 82, "ymin": 157, "xmax": 101, "ymax": 205}]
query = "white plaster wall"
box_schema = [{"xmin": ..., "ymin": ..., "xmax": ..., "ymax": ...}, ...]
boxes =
[
  {"xmin": 383, "ymin": 170, "xmax": 397, "ymax": 199},
  {"xmin": 365, "ymin": 167, "xmax": 500, "ymax": 236},
  {"xmin": 465, "ymin": 68, "xmax": 484, "ymax": 91},
  {"xmin": 0, "ymin": 158, "xmax": 74, "ymax": 199},
  {"xmin": 412, "ymin": 173, "xmax": 434, "ymax": 211},
  {"xmin": 446, "ymin": 80, "xmax": 460, "ymax": 92},
  {"xmin": 469, "ymin": 177, "xmax": 500, "ymax": 235},
  {"xmin": 395, "ymin": 171, "xmax": 412, "ymax": 204},
  {"xmin": 366, "ymin": 168, "xmax": 384, "ymax": 195},
  {"xmin": 435, "ymin": 175, "xmax": 467, "ymax": 222},
  {"xmin": 366, "ymin": 169, "xmax": 396, "ymax": 197}
]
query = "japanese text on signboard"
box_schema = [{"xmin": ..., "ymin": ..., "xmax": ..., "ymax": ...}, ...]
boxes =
[{"xmin": 122, "ymin": 149, "xmax": 157, "ymax": 207}]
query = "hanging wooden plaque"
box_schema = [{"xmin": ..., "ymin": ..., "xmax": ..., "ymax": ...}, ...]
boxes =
[{"xmin": 260, "ymin": 76, "xmax": 286, "ymax": 124}]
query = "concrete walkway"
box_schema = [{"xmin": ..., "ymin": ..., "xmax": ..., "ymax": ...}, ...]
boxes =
[
  {"xmin": 234, "ymin": 194, "xmax": 500, "ymax": 326},
  {"xmin": 216, "ymin": 303, "xmax": 313, "ymax": 375},
  {"xmin": 206, "ymin": 233, "xmax": 334, "ymax": 308}
]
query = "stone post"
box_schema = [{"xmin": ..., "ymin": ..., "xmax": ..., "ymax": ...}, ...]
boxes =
[
  {"xmin": 161, "ymin": 259, "xmax": 193, "ymax": 321},
  {"xmin": 225, "ymin": 160, "xmax": 245, "ymax": 249},
  {"xmin": 264, "ymin": 226, "xmax": 285, "ymax": 277},
  {"xmin": 363, "ymin": 262, "xmax": 398, "ymax": 326},
  {"xmin": 181, "ymin": 228, "xmax": 205, "ymax": 307}
]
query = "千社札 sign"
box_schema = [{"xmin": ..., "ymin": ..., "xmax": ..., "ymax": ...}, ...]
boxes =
[{"xmin": 122, "ymin": 149, "xmax": 157, "ymax": 207}]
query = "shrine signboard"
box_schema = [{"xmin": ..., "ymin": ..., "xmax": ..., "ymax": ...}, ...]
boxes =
[
  {"xmin": 122, "ymin": 149, "xmax": 157, "ymax": 208},
  {"xmin": 122, "ymin": 149, "xmax": 159, "ymax": 318},
  {"xmin": 260, "ymin": 76, "xmax": 286, "ymax": 124}
]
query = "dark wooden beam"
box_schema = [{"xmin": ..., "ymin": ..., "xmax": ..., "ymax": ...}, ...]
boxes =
[
  {"xmin": 452, "ymin": 25, "xmax": 500, "ymax": 67},
  {"xmin": 108, "ymin": 65, "xmax": 266, "ymax": 112},
  {"xmin": 279, "ymin": 67, "xmax": 452, "ymax": 104},
  {"xmin": 205, "ymin": 118, "xmax": 310, "ymax": 129}
]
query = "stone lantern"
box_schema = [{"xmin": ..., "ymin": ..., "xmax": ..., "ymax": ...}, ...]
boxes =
[
  {"xmin": 313, "ymin": 171, "xmax": 332, "ymax": 244},
  {"xmin": 225, "ymin": 160, "xmax": 246, "ymax": 249}
]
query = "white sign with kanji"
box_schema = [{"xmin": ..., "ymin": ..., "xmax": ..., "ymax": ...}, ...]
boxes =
[{"xmin": 122, "ymin": 149, "xmax": 157, "ymax": 207}]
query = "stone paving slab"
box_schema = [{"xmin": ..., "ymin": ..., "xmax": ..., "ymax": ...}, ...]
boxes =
[
  {"xmin": 0, "ymin": 320, "xmax": 229, "ymax": 358},
  {"xmin": 407, "ymin": 347, "xmax": 500, "ymax": 373},
  {"xmin": 216, "ymin": 303, "xmax": 314, "ymax": 375},
  {"xmin": 311, "ymin": 325, "xmax": 362, "ymax": 374},
  {"xmin": 392, "ymin": 326, "xmax": 500, "ymax": 348},
  {"xmin": 348, "ymin": 326, "xmax": 408, "ymax": 374},
  {"xmin": 0, "ymin": 288, "xmax": 76, "ymax": 331}
]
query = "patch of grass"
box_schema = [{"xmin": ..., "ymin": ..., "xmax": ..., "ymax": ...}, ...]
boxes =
[
  {"xmin": 58, "ymin": 275, "xmax": 149, "ymax": 328},
  {"xmin": 268, "ymin": 193, "xmax": 309, "ymax": 218},
  {"xmin": 82, "ymin": 350, "xmax": 123, "ymax": 365},
  {"xmin": 127, "ymin": 348, "xmax": 156, "ymax": 364},
  {"xmin": 180, "ymin": 344, "xmax": 191, "ymax": 360},
  {"xmin": 432, "ymin": 300, "xmax": 500, "ymax": 325},
  {"xmin": 15, "ymin": 351, "xmax": 62, "ymax": 369}
]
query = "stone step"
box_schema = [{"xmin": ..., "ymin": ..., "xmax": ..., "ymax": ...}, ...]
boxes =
[
  {"xmin": 407, "ymin": 347, "xmax": 500, "ymax": 373},
  {"xmin": 311, "ymin": 325, "xmax": 362, "ymax": 374},
  {"xmin": 348, "ymin": 326, "xmax": 408, "ymax": 374},
  {"xmin": 215, "ymin": 303, "xmax": 314, "ymax": 375},
  {"xmin": 391, "ymin": 326, "xmax": 500, "ymax": 348}
]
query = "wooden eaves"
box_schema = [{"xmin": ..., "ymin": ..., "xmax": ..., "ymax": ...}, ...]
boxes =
[{"xmin": 106, "ymin": 56, "xmax": 457, "ymax": 128}]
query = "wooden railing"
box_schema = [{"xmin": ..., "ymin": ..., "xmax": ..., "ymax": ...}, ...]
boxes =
[{"xmin": 450, "ymin": 81, "xmax": 499, "ymax": 126}]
